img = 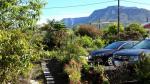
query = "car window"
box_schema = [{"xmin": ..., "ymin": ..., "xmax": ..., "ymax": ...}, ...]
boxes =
[
  {"xmin": 120, "ymin": 43, "xmax": 134, "ymax": 49},
  {"xmin": 132, "ymin": 41, "xmax": 139, "ymax": 46},
  {"xmin": 104, "ymin": 42, "xmax": 125, "ymax": 49},
  {"xmin": 133, "ymin": 40, "xmax": 150, "ymax": 49}
]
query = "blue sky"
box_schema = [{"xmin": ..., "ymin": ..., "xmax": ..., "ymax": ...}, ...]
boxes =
[{"xmin": 38, "ymin": 0, "xmax": 150, "ymax": 24}]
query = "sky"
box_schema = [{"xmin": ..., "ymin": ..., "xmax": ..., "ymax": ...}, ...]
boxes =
[{"xmin": 38, "ymin": 0, "xmax": 150, "ymax": 24}]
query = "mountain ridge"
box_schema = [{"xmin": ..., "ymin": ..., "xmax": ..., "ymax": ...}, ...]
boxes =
[{"xmin": 62, "ymin": 6, "xmax": 150, "ymax": 27}]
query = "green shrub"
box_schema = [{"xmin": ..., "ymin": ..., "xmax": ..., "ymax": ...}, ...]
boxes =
[
  {"xmin": 81, "ymin": 65, "xmax": 109, "ymax": 84},
  {"xmin": 0, "ymin": 29, "xmax": 33, "ymax": 83},
  {"xmin": 94, "ymin": 65, "xmax": 105, "ymax": 75},
  {"xmin": 102, "ymin": 23, "xmax": 124, "ymax": 43},
  {"xmin": 107, "ymin": 23, "xmax": 124, "ymax": 35},
  {"xmin": 64, "ymin": 42, "xmax": 88, "ymax": 62},
  {"xmin": 103, "ymin": 23, "xmax": 148, "ymax": 43},
  {"xmin": 76, "ymin": 36, "xmax": 93, "ymax": 48},
  {"xmin": 93, "ymin": 38, "xmax": 105, "ymax": 49},
  {"xmin": 41, "ymin": 50, "xmax": 58, "ymax": 59},
  {"xmin": 64, "ymin": 59, "xmax": 82, "ymax": 84},
  {"xmin": 44, "ymin": 29, "xmax": 69, "ymax": 49},
  {"xmin": 135, "ymin": 53, "xmax": 150, "ymax": 84},
  {"xmin": 94, "ymin": 65, "xmax": 110, "ymax": 84},
  {"xmin": 126, "ymin": 23, "xmax": 148, "ymax": 37},
  {"xmin": 79, "ymin": 56, "xmax": 88, "ymax": 65}
]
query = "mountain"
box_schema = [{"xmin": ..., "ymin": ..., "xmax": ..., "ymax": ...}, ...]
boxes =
[{"xmin": 62, "ymin": 6, "xmax": 150, "ymax": 27}]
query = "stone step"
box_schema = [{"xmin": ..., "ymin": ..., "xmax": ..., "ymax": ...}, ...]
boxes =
[
  {"xmin": 46, "ymin": 77, "xmax": 54, "ymax": 81},
  {"xmin": 41, "ymin": 61, "xmax": 55, "ymax": 84},
  {"xmin": 45, "ymin": 75, "xmax": 53, "ymax": 78},
  {"xmin": 45, "ymin": 68, "xmax": 49, "ymax": 71},
  {"xmin": 44, "ymin": 71, "xmax": 50, "ymax": 74},
  {"xmin": 47, "ymin": 81, "xmax": 55, "ymax": 84}
]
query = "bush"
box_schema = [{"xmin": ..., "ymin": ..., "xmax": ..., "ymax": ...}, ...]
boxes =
[
  {"xmin": 107, "ymin": 23, "xmax": 124, "ymax": 35},
  {"xmin": 64, "ymin": 59, "xmax": 82, "ymax": 84},
  {"xmin": 41, "ymin": 50, "xmax": 59, "ymax": 59},
  {"xmin": 135, "ymin": 53, "xmax": 150, "ymax": 84},
  {"xmin": 81, "ymin": 65, "xmax": 109, "ymax": 84},
  {"xmin": 76, "ymin": 36, "xmax": 93, "ymax": 48},
  {"xmin": 75, "ymin": 36, "xmax": 105, "ymax": 52},
  {"xmin": 94, "ymin": 65, "xmax": 110, "ymax": 84},
  {"xmin": 64, "ymin": 41, "xmax": 88, "ymax": 61},
  {"xmin": 102, "ymin": 23, "xmax": 124, "ymax": 43},
  {"xmin": 0, "ymin": 29, "xmax": 33, "ymax": 83},
  {"xmin": 125, "ymin": 23, "xmax": 148, "ymax": 39},
  {"xmin": 93, "ymin": 38, "xmax": 105, "ymax": 49},
  {"xmin": 76, "ymin": 25, "xmax": 102, "ymax": 38},
  {"xmin": 120, "ymin": 31, "xmax": 143, "ymax": 40},
  {"xmin": 44, "ymin": 29, "xmax": 69, "ymax": 49},
  {"xmin": 103, "ymin": 23, "xmax": 148, "ymax": 43}
]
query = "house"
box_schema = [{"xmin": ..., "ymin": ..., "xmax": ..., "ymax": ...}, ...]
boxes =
[
  {"xmin": 143, "ymin": 22, "xmax": 150, "ymax": 38},
  {"xmin": 143, "ymin": 22, "xmax": 150, "ymax": 29}
]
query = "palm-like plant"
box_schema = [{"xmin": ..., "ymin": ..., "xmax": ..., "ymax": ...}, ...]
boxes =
[{"xmin": 41, "ymin": 19, "xmax": 66, "ymax": 31}]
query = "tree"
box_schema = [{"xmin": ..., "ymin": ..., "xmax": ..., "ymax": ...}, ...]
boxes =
[
  {"xmin": 0, "ymin": 0, "xmax": 46, "ymax": 83},
  {"xmin": 44, "ymin": 29, "xmax": 69, "ymax": 49},
  {"xmin": 0, "ymin": 0, "xmax": 46, "ymax": 29},
  {"xmin": 102, "ymin": 23, "xmax": 124, "ymax": 43},
  {"xmin": 42, "ymin": 20, "xmax": 68, "ymax": 49},
  {"xmin": 125, "ymin": 23, "xmax": 148, "ymax": 38},
  {"xmin": 103, "ymin": 23, "xmax": 148, "ymax": 43},
  {"xmin": 0, "ymin": 29, "xmax": 34, "ymax": 83}
]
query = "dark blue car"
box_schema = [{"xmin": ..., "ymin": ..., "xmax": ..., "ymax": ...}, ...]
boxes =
[
  {"xmin": 113, "ymin": 39, "xmax": 150, "ymax": 66},
  {"xmin": 88, "ymin": 41, "xmax": 138, "ymax": 66}
]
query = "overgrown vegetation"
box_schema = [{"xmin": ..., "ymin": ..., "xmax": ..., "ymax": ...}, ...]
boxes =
[
  {"xmin": 0, "ymin": 30, "xmax": 32, "ymax": 83},
  {"xmin": 0, "ymin": 0, "xmax": 46, "ymax": 83},
  {"xmin": 103, "ymin": 23, "xmax": 148, "ymax": 43},
  {"xmin": 64, "ymin": 59, "xmax": 82, "ymax": 84},
  {"xmin": 75, "ymin": 25, "xmax": 102, "ymax": 39},
  {"xmin": 135, "ymin": 53, "xmax": 150, "ymax": 84},
  {"xmin": 0, "ymin": 0, "xmax": 46, "ymax": 29},
  {"xmin": 1, "ymin": 0, "xmax": 149, "ymax": 84}
]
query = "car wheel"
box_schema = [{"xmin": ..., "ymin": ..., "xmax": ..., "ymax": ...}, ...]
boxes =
[{"xmin": 107, "ymin": 57, "xmax": 113, "ymax": 66}]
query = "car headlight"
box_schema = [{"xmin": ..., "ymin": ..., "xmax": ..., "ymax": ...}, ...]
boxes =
[
  {"xmin": 130, "ymin": 56, "xmax": 139, "ymax": 61},
  {"xmin": 113, "ymin": 55, "xmax": 122, "ymax": 59}
]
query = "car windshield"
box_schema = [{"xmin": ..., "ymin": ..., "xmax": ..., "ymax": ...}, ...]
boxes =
[
  {"xmin": 132, "ymin": 40, "xmax": 150, "ymax": 49},
  {"xmin": 104, "ymin": 42, "xmax": 125, "ymax": 49}
]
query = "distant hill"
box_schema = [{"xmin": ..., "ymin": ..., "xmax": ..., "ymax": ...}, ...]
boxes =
[{"xmin": 62, "ymin": 6, "xmax": 150, "ymax": 27}]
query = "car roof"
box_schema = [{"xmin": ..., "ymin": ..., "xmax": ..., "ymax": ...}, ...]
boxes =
[
  {"xmin": 144, "ymin": 39, "xmax": 150, "ymax": 41},
  {"xmin": 114, "ymin": 41, "xmax": 139, "ymax": 43}
]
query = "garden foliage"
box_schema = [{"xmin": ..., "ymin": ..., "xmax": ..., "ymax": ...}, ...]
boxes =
[{"xmin": 135, "ymin": 53, "xmax": 150, "ymax": 84}]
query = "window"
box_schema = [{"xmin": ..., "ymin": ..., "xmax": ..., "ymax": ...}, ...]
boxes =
[
  {"xmin": 104, "ymin": 42, "xmax": 125, "ymax": 49},
  {"xmin": 121, "ymin": 43, "xmax": 133, "ymax": 49}
]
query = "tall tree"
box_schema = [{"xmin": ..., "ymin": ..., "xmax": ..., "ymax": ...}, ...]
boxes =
[
  {"xmin": 0, "ymin": 0, "xmax": 46, "ymax": 29},
  {"xmin": 0, "ymin": 0, "xmax": 46, "ymax": 83}
]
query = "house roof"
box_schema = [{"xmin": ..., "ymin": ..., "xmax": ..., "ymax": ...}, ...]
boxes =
[{"xmin": 143, "ymin": 22, "xmax": 150, "ymax": 29}]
